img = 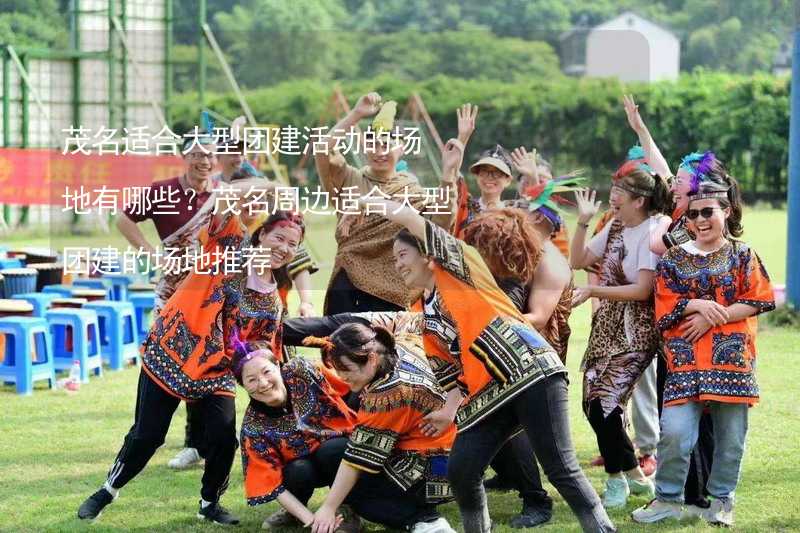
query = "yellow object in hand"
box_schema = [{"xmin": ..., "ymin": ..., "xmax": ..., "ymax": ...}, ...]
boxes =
[{"xmin": 372, "ymin": 101, "xmax": 397, "ymax": 133}]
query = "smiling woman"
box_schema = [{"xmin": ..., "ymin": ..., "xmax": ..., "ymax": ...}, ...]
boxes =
[
  {"xmin": 75, "ymin": 209, "xmax": 305, "ymax": 526},
  {"xmin": 232, "ymin": 344, "xmax": 358, "ymax": 530}
]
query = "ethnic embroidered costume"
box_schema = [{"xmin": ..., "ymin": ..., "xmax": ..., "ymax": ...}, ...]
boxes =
[
  {"xmin": 240, "ymin": 358, "xmax": 356, "ymax": 506},
  {"xmin": 142, "ymin": 214, "xmax": 285, "ymax": 400},
  {"xmin": 419, "ymin": 220, "xmax": 566, "ymax": 431},
  {"xmin": 342, "ymin": 340, "xmax": 456, "ymax": 503},
  {"xmin": 655, "ymin": 240, "xmax": 774, "ymax": 406}
]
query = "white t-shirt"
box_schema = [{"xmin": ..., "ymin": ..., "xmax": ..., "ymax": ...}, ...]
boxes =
[{"xmin": 588, "ymin": 215, "xmax": 668, "ymax": 284}]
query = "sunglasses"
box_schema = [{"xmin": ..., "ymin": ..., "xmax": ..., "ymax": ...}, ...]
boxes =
[{"xmin": 686, "ymin": 207, "xmax": 723, "ymax": 220}]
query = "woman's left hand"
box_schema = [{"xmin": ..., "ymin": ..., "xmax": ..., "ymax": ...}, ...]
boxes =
[
  {"xmin": 310, "ymin": 505, "xmax": 341, "ymax": 533},
  {"xmin": 571, "ymin": 286, "xmax": 592, "ymax": 308},
  {"xmin": 420, "ymin": 408, "xmax": 455, "ymax": 437},
  {"xmin": 297, "ymin": 302, "xmax": 315, "ymax": 318},
  {"xmin": 679, "ymin": 313, "xmax": 713, "ymax": 343}
]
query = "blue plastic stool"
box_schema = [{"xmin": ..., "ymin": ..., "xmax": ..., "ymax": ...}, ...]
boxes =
[
  {"xmin": 43, "ymin": 284, "xmax": 74, "ymax": 297},
  {"xmin": 128, "ymin": 292, "xmax": 156, "ymax": 343},
  {"xmin": 0, "ymin": 258, "xmax": 23, "ymax": 269},
  {"xmin": 45, "ymin": 308, "xmax": 103, "ymax": 382},
  {"xmin": 103, "ymin": 274, "xmax": 136, "ymax": 302},
  {"xmin": 73, "ymin": 278, "xmax": 114, "ymax": 293},
  {"xmin": 14, "ymin": 293, "xmax": 60, "ymax": 317},
  {"xmin": 84, "ymin": 301, "xmax": 139, "ymax": 370},
  {"xmin": 0, "ymin": 316, "xmax": 55, "ymax": 394}
]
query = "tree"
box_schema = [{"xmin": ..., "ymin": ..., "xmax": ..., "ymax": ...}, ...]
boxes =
[
  {"xmin": 0, "ymin": 0, "xmax": 67, "ymax": 49},
  {"xmin": 214, "ymin": 0, "xmax": 350, "ymax": 87}
]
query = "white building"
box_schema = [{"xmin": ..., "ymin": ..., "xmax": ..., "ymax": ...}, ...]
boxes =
[{"xmin": 561, "ymin": 11, "xmax": 680, "ymax": 83}]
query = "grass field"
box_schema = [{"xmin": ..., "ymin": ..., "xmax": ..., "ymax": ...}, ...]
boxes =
[{"xmin": 0, "ymin": 209, "xmax": 796, "ymax": 533}]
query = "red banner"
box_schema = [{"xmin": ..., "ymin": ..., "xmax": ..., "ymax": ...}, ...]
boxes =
[{"xmin": 0, "ymin": 148, "xmax": 186, "ymax": 205}]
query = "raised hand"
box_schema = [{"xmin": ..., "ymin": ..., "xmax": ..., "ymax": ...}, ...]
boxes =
[
  {"xmin": 574, "ymin": 188, "xmax": 602, "ymax": 224},
  {"xmin": 623, "ymin": 94, "xmax": 647, "ymax": 134},
  {"xmin": 353, "ymin": 92, "xmax": 382, "ymax": 119},
  {"xmin": 441, "ymin": 138, "xmax": 465, "ymax": 180},
  {"xmin": 456, "ymin": 103, "xmax": 479, "ymax": 144},
  {"xmin": 510, "ymin": 146, "xmax": 539, "ymax": 185}
]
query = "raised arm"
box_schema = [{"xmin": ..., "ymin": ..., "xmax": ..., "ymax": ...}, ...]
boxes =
[
  {"xmin": 623, "ymin": 94, "xmax": 672, "ymax": 179},
  {"xmin": 569, "ymin": 189, "xmax": 603, "ymax": 270},
  {"xmin": 315, "ymin": 92, "xmax": 381, "ymax": 192}
]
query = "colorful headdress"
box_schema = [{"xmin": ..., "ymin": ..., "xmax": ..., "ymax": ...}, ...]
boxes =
[
  {"xmin": 517, "ymin": 173, "xmax": 586, "ymax": 231},
  {"xmin": 679, "ymin": 151, "xmax": 716, "ymax": 195},
  {"xmin": 182, "ymin": 109, "xmax": 218, "ymax": 151},
  {"xmin": 613, "ymin": 144, "xmax": 655, "ymax": 180}
]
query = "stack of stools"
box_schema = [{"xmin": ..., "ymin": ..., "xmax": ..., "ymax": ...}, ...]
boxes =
[
  {"xmin": 84, "ymin": 301, "xmax": 140, "ymax": 370},
  {"xmin": 46, "ymin": 305, "xmax": 103, "ymax": 383},
  {"xmin": 102, "ymin": 273, "xmax": 136, "ymax": 302},
  {"xmin": 42, "ymin": 284, "xmax": 74, "ymax": 298},
  {"xmin": 72, "ymin": 278, "xmax": 114, "ymax": 295},
  {"xmin": 129, "ymin": 282, "xmax": 156, "ymax": 343},
  {"xmin": 0, "ymin": 299, "xmax": 55, "ymax": 395},
  {"xmin": 14, "ymin": 292, "xmax": 60, "ymax": 317}
]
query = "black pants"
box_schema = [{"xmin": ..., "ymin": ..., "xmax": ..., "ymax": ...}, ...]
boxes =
[
  {"xmin": 346, "ymin": 473, "xmax": 440, "ymax": 530},
  {"xmin": 489, "ymin": 432, "xmax": 553, "ymax": 511},
  {"xmin": 105, "ymin": 371, "xmax": 238, "ymax": 502},
  {"xmin": 324, "ymin": 270, "xmax": 404, "ymax": 314},
  {"xmin": 586, "ymin": 399, "xmax": 638, "ymax": 475},
  {"xmin": 283, "ymin": 438, "xmax": 350, "ymax": 505},
  {"xmin": 284, "ymin": 436, "xmax": 439, "ymax": 529},
  {"xmin": 656, "ymin": 355, "xmax": 713, "ymax": 506},
  {"xmin": 447, "ymin": 374, "xmax": 613, "ymax": 533},
  {"xmin": 184, "ymin": 403, "xmax": 207, "ymax": 457}
]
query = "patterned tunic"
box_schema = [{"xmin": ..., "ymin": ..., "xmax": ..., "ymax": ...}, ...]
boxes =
[
  {"xmin": 343, "ymin": 341, "xmax": 456, "ymax": 503},
  {"xmin": 142, "ymin": 214, "xmax": 285, "ymax": 400},
  {"xmin": 241, "ymin": 358, "xmax": 356, "ymax": 506},
  {"xmin": 419, "ymin": 220, "xmax": 565, "ymax": 431},
  {"xmin": 655, "ymin": 240, "xmax": 774, "ymax": 406}
]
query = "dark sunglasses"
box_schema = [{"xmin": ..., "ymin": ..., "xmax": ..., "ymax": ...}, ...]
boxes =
[{"xmin": 686, "ymin": 207, "xmax": 722, "ymax": 220}]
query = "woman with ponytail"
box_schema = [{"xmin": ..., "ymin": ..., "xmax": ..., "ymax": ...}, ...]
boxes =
[
  {"xmin": 302, "ymin": 322, "xmax": 458, "ymax": 533},
  {"xmin": 232, "ymin": 342, "xmax": 361, "ymax": 531},
  {"xmin": 569, "ymin": 157, "xmax": 672, "ymax": 509},
  {"xmin": 633, "ymin": 164, "xmax": 774, "ymax": 527}
]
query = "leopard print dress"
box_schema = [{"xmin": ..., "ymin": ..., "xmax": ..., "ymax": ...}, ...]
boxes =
[{"xmin": 581, "ymin": 219, "xmax": 661, "ymax": 418}]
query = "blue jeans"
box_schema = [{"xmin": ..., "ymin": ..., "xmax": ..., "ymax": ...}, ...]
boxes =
[{"xmin": 655, "ymin": 401, "xmax": 748, "ymax": 503}]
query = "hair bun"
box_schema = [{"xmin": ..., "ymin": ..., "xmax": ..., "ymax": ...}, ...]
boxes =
[{"xmin": 372, "ymin": 326, "xmax": 396, "ymax": 354}]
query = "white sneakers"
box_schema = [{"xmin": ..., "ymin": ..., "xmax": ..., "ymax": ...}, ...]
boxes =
[
  {"xmin": 703, "ymin": 498, "xmax": 734, "ymax": 527},
  {"xmin": 631, "ymin": 499, "xmax": 683, "ymax": 523},
  {"xmin": 632, "ymin": 498, "xmax": 735, "ymax": 527},
  {"xmin": 411, "ymin": 517, "xmax": 458, "ymax": 533},
  {"xmin": 167, "ymin": 447, "xmax": 202, "ymax": 469}
]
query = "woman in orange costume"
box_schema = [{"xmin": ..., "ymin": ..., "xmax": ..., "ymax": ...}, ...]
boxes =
[
  {"xmin": 303, "ymin": 321, "xmax": 458, "ymax": 533},
  {"xmin": 632, "ymin": 163, "xmax": 774, "ymax": 527},
  {"xmin": 351, "ymin": 138, "xmax": 614, "ymax": 533},
  {"xmin": 77, "ymin": 192, "xmax": 306, "ymax": 526},
  {"xmin": 233, "ymin": 342, "xmax": 359, "ymax": 531}
]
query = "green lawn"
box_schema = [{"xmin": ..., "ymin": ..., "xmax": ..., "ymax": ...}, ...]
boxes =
[{"xmin": 0, "ymin": 208, "xmax": 796, "ymax": 532}]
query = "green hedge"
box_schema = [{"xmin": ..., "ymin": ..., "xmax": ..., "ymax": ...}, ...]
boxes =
[{"xmin": 171, "ymin": 71, "xmax": 789, "ymax": 200}]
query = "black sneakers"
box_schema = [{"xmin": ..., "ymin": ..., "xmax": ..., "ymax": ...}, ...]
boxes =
[
  {"xmin": 483, "ymin": 475, "xmax": 515, "ymax": 492},
  {"xmin": 508, "ymin": 504, "xmax": 553, "ymax": 529},
  {"xmin": 197, "ymin": 501, "xmax": 240, "ymax": 525},
  {"xmin": 77, "ymin": 488, "xmax": 115, "ymax": 520}
]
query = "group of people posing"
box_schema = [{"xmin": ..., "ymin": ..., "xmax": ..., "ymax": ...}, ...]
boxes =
[{"xmin": 76, "ymin": 91, "xmax": 775, "ymax": 533}]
